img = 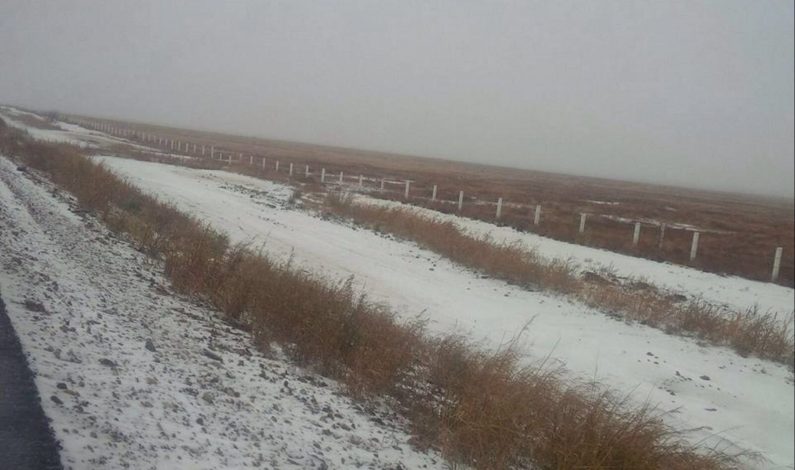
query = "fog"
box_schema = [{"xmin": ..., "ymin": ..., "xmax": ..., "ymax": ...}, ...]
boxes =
[{"xmin": 1, "ymin": 0, "xmax": 793, "ymax": 197}]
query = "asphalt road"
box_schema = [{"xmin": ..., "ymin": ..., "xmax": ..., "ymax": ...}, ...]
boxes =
[{"xmin": 0, "ymin": 293, "xmax": 62, "ymax": 469}]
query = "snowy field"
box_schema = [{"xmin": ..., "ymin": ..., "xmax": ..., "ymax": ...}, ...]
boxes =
[
  {"xmin": 361, "ymin": 197, "xmax": 795, "ymax": 316},
  {"xmin": 0, "ymin": 155, "xmax": 445, "ymax": 469},
  {"xmin": 2, "ymin": 109, "xmax": 793, "ymax": 468},
  {"xmin": 91, "ymin": 155, "xmax": 794, "ymax": 468}
]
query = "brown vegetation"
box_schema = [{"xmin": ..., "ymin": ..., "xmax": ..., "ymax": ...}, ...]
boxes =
[
  {"xmin": 0, "ymin": 118, "xmax": 745, "ymax": 469},
  {"xmin": 66, "ymin": 112, "xmax": 794, "ymax": 287},
  {"xmin": 324, "ymin": 193, "xmax": 794, "ymax": 365}
]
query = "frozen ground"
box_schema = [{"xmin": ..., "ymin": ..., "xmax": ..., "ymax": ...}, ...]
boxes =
[
  {"xmin": 3, "ymin": 108, "xmax": 794, "ymax": 468},
  {"xmin": 358, "ymin": 198, "xmax": 794, "ymax": 317},
  {"xmin": 0, "ymin": 106, "xmax": 167, "ymax": 154},
  {"xmin": 0, "ymin": 155, "xmax": 445, "ymax": 469},
  {"xmin": 93, "ymin": 155, "xmax": 794, "ymax": 469}
]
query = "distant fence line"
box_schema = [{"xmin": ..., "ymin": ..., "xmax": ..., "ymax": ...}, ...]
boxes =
[{"xmin": 68, "ymin": 118, "xmax": 787, "ymax": 284}]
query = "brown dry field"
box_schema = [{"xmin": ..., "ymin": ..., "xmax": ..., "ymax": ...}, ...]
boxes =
[{"xmin": 65, "ymin": 113, "xmax": 795, "ymax": 287}]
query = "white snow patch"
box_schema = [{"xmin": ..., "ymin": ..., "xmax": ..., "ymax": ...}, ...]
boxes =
[
  {"xmin": 0, "ymin": 155, "xmax": 444, "ymax": 469},
  {"xmin": 92, "ymin": 155, "xmax": 795, "ymax": 469},
  {"xmin": 361, "ymin": 197, "xmax": 794, "ymax": 317}
]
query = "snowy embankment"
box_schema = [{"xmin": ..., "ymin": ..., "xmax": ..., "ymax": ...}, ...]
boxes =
[
  {"xmin": 2, "ymin": 108, "xmax": 793, "ymax": 468},
  {"xmin": 0, "ymin": 155, "xmax": 444, "ymax": 469},
  {"xmin": 92, "ymin": 155, "xmax": 795, "ymax": 469},
  {"xmin": 357, "ymin": 196, "xmax": 795, "ymax": 316}
]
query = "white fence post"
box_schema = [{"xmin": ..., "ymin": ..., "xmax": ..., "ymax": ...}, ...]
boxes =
[
  {"xmin": 249, "ymin": 155, "xmax": 254, "ymax": 165},
  {"xmin": 496, "ymin": 198, "xmax": 503, "ymax": 218},
  {"xmin": 404, "ymin": 181, "xmax": 411, "ymax": 199},
  {"xmin": 633, "ymin": 222, "xmax": 641, "ymax": 246},
  {"xmin": 305, "ymin": 165, "xmax": 310, "ymax": 177},
  {"xmin": 193, "ymin": 143, "xmax": 197, "ymax": 153},
  {"xmin": 201, "ymin": 145, "xmax": 205, "ymax": 156},
  {"xmin": 380, "ymin": 178, "xmax": 385, "ymax": 191},
  {"xmin": 289, "ymin": 163, "xmax": 294, "ymax": 176},
  {"xmin": 239, "ymin": 153, "xmax": 243, "ymax": 162},
  {"xmin": 321, "ymin": 168, "xmax": 326, "ymax": 183},
  {"xmin": 579, "ymin": 213, "xmax": 587, "ymax": 233},
  {"xmin": 458, "ymin": 190, "xmax": 464, "ymax": 211},
  {"xmin": 658, "ymin": 223, "xmax": 666, "ymax": 249},
  {"xmin": 772, "ymin": 247, "xmax": 783, "ymax": 282},
  {"xmin": 339, "ymin": 171, "xmax": 344, "ymax": 184},
  {"xmin": 358, "ymin": 175, "xmax": 363, "ymax": 187},
  {"xmin": 690, "ymin": 231, "xmax": 700, "ymax": 261},
  {"xmin": 533, "ymin": 204, "xmax": 541, "ymax": 226},
  {"xmin": 210, "ymin": 146, "xmax": 214, "ymax": 159},
  {"xmin": 261, "ymin": 157, "xmax": 267, "ymax": 169},
  {"xmin": 275, "ymin": 161, "xmax": 280, "ymax": 172},
  {"xmin": 431, "ymin": 184, "xmax": 437, "ymax": 201}
]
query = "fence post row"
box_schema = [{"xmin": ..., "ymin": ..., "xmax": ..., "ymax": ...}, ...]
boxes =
[{"xmin": 73, "ymin": 119, "xmax": 788, "ymax": 285}]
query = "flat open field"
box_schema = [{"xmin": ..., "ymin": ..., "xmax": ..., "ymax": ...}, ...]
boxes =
[
  {"xmin": 59, "ymin": 111, "xmax": 795, "ymax": 287},
  {"xmin": 2, "ymin": 106, "xmax": 794, "ymax": 468}
]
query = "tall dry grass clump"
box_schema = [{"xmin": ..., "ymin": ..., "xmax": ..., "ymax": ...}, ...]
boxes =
[
  {"xmin": 324, "ymin": 192, "xmax": 794, "ymax": 365},
  {"xmin": 326, "ymin": 191, "xmax": 581, "ymax": 293},
  {"xmin": 0, "ymin": 119, "xmax": 742, "ymax": 469}
]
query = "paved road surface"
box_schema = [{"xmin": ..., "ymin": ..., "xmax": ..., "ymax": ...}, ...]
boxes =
[{"xmin": 0, "ymin": 293, "xmax": 62, "ymax": 469}]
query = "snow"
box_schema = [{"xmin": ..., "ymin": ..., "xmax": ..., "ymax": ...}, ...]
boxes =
[
  {"xmin": 3, "ymin": 107, "xmax": 794, "ymax": 468},
  {"xmin": 361, "ymin": 197, "xmax": 794, "ymax": 317},
  {"xmin": 586, "ymin": 200, "xmax": 621, "ymax": 206},
  {"xmin": 92, "ymin": 155, "xmax": 795, "ymax": 469},
  {"xmin": 0, "ymin": 107, "xmax": 160, "ymax": 153},
  {"xmin": 0, "ymin": 155, "xmax": 445, "ymax": 469}
]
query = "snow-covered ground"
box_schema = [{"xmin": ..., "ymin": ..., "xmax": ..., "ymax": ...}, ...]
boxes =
[
  {"xmin": 0, "ymin": 155, "xmax": 445, "ymax": 469},
  {"xmin": 91, "ymin": 155, "xmax": 795, "ymax": 469},
  {"xmin": 0, "ymin": 106, "xmax": 167, "ymax": 154},
  {"xmin": 359, "ymin": 197, "xmax": 794, "ymax": 317},
  {"xmin": 2, "ymin": 108, "xmax": 793, "ymax": 468}
]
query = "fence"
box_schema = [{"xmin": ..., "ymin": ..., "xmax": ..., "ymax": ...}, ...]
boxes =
[{"xmin": 68, "ymin": 117, "xmax": 792, "ymax": 285}]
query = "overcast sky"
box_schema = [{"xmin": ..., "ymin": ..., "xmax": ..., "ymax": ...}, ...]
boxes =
[{"xmin": 1, "ymin": 1, "xmax": 793, "ymax": 197}]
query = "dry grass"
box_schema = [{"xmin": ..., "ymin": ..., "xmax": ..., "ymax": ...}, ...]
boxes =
[
  {"xmin": 69, "ymin": 112, "xmax": 793, "ymax": 287},
  {"xmin": 324, "ymin": 193, "xmax": 794, "ymax": 365},
  {"xmin": 0, "ymin": 119, "xmax": 746, "ymax": 469}
]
